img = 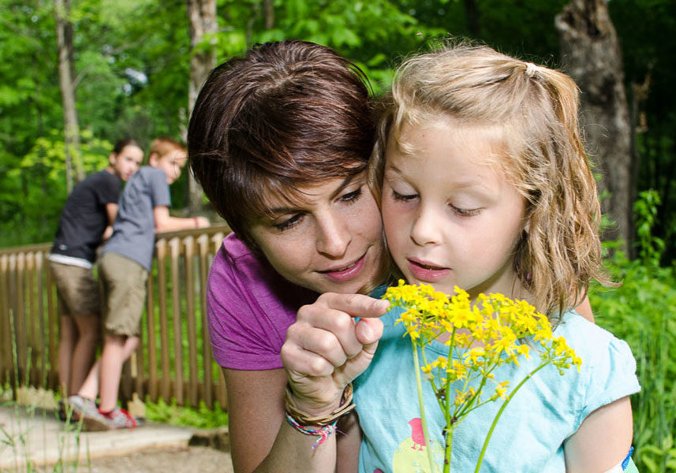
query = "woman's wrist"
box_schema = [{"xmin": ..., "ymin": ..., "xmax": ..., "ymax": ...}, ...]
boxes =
[{"xmin": 284, "ymin": 383, "xmax": 355, "ymax": 425}]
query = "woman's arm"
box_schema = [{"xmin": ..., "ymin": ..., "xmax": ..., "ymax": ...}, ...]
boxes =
[
  {"xmin": 564, "ymin": 397, "xmax": 633, "ymax": 472},
  {"xmin": 224, "ymin": 368, "xmax": 287, "ymax": 473},
  {"xmin": 225, "ymin": 367, "xmax": 361, "ymax": 473}
]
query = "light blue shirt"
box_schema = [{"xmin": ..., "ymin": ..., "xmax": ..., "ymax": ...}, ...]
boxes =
[
  {"xmin": 103, "ymin": 166, "xmax": 170, "ymax": 271},
  {"xmin": 354, "ymin": 307, "xmax": 640, "ymax": 473}
]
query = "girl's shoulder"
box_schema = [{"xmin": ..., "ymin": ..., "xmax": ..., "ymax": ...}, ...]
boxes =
[
  {"xmin": 554, "ymin": 311, "xmax": 640, "ymax": 425},
  {"xmin": 554, "ymin": 311, "xmax": 631, "ymax": 360}
]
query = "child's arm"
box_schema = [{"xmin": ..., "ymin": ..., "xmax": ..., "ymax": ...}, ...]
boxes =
[
  {"xmin": 102, "ymin": 203, "xmax": 119, "ymax": 240},
  {"xmin": 563, "ymin": 397, "xmax": 633, "ymax": 472},
  {"xmin": 153, "ymin": 205, "xmax": 209, "ymax": 233}
]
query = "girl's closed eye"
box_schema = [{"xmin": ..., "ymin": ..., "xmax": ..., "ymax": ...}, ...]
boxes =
[
  {"xmin": 391, "ymin": 189, "xmax": 418, "ymax": 202},
  {"xmin": 449, "ymin": 204, "xmax": 481, "ymax": 217}
]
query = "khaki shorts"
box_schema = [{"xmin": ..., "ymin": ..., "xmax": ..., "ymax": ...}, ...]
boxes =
[
  {"xmin": 49, "ymin": 261, "xmax": 101, "ymax": 317},
  {"xmin": 99, "ymin": 252, "xmax": 148, "ymax": 337}
]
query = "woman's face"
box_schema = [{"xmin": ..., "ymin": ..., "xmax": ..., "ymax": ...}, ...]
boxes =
[{"xmin": 249, "ymin": 171, "xmax": 386, "ymax": 295}]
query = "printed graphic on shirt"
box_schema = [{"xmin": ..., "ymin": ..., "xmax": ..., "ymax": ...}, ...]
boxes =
[{"xmin": 390, "ymin": 417, "xmax": 444, "ymax": 473}]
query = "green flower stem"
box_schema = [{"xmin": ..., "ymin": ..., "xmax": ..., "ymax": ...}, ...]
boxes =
[
  {"xmin": 412, "ymin": 342, "xmax": 439, "ymax": 473},
  {"xmin": 443, "ymin": 333, "xmax": 456, "ymax": 473},
  {"xmin": 473, "ymin": 362, "xmax": 549, "ymax": 473}
]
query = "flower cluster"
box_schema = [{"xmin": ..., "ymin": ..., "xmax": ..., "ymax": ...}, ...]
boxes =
[{"xmin": 383, "ymin": 280, "xmax": 581, "ymax": 473}]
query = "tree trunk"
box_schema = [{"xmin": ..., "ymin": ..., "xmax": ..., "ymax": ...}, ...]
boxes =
[
  {"xmin": 54, "ymin": 0, "xmax": 83, "ymax": 192},
  {"xmin": 463, "ymin": 0, "xmax": 480, "ymax": 37},
  {"xmin": 263, "ymin": 0, "xmax": 275, "ymax": 29},
  {"xmin": 555, "ymin": 0, "xmax": 633, "ymax": 253},
  {"xmin": 186, "ymin": 0, "xmax": 217, "ymax": 212}
]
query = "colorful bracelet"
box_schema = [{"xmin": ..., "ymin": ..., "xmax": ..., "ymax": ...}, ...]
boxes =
[{"xmin": 285, "ymin": 413, "xmax": 337, "ymax": 449}]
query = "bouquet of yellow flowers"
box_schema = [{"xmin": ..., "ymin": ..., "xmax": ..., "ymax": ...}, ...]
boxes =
[{"xmin": 383, "ymin": 281, "xmax": 581, "ymax": 473}]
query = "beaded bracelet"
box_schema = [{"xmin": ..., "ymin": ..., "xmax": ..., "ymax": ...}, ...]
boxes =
[
  {"xmin": 285, "ymin": 413, "xmax": 337, "ymax": 449},
  {"xmin": 284, "ymin": 383, "xmax": 356, "ymax": 449}
]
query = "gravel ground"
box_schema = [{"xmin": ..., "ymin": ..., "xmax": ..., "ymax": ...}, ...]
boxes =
[{"xmin": 70, "ymin": 446, "xmax": 234, "ymax": 473}]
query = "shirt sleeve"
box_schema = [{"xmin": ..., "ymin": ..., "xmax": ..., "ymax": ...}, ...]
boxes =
[
  {"xmin": 96, "ymin": 172, "xmax": 121, "ymax": 205},
  {"xmin": 575, "ymin": 331, "xmax": 641, "ymax": 428},
  {"xmin": 150, "ymin": 169, "xmax": 171, "ymax": 208},
  {"xmin": 206, "ymin": 248, "xmax": 285, "ymax": 370}
]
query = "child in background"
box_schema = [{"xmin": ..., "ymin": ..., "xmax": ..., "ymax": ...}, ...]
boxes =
[
  {"xmin": 281, "ymin": 44, "xmax": 641, "ymax": 472},
  {"xmin": 49, "ymin": 139, "xmax": 142, "ymax": 401},
  {"xmin": 69, "ymin": 137, "xmax": 209, "ymax": 430},
  {"xmin": 356, "ymin": 44, "xmax": 640, "ymax": 472}
]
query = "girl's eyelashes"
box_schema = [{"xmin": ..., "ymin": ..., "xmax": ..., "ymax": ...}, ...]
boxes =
[
  {"xmin": 391, "ymin": 189, "xmax": 418, "ymax": 202},
  {"xmin": 449, "ymin": 204, "xmax": 481, "ymax": 217},
  {"xmin": 272, "ymin": 213, "xmax": 304, "ymax": 231}
]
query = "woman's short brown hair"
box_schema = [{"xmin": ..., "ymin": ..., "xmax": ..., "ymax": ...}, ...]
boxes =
[{"xmin": 188, "ymin": 40, "xmax": 375, "ymax": 249}]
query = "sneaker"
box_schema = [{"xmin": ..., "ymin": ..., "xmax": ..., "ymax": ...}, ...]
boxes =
[
  {"xmin": 57, "ymin": 399, "xmax": 68, "ymax": 422},
  {"xmin": 83, "ymin": 406, "xmax": 138, "ymax": 431},
  {"xmin": 66, "ymin": 395, "xmax": 99, "ymax": 422}
]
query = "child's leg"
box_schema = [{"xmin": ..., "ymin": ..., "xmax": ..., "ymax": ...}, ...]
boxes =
[
  {"xmin": 69, "ymin": 314, "xmax": 100, "ymax": 394},
  {"xmin": 98, "ymin": 333, "xmax": 140, "ymax": 412},
  {"xmin": 77, "ymin": 360, "xmax": 100, "ymax": 400},
  {"xmin": 58, "ymin": 315, "xmax": 76, "ymax": 396}
]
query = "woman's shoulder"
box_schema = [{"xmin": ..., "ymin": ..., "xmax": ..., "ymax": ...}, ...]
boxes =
[{"xmin": 209, "ymin": 233, "xmax": 277, "ymax": 296}]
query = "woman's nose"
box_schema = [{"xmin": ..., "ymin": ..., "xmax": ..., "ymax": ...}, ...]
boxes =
[{"xmin": 316, "ymin": 214, "xmax": 350, "ymax": 258}]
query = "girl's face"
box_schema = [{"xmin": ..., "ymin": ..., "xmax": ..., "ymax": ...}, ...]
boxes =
[
  {"xmin": 109, "ymin": 145, "xmax": 143, "ymax": 181},
  {"xmin": 249, "ymin": 172, "xmax": 386, "ymax": 295},
  {"xmin": 381, "ymin": 119, "xmax": 528, "ymax": 299}
]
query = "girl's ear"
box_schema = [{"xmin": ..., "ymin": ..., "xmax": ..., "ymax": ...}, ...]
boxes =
[
  {"xmin": 108, "ymin": 152, "xmax": 117, "ymax": 166},
  {"xmin": 148, "ymin": 152, "xmax": 158, "ymax": 166}
]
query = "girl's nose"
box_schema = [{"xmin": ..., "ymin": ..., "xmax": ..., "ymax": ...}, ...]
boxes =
[{"xmin": 410, "ymin": 204, "xmax": 442, "ymax": 246}]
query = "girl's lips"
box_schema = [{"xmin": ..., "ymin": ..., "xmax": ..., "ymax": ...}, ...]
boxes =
[
  {"xmin": 320, "ymin": 253, "xmax": 367, "ymax": 283},
  {"xmin": 407, "ymin": 258, "xmax": 450, "ymax": 283}
]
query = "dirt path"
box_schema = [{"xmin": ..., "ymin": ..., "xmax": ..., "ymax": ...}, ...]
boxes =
[{"xmin": 72, "ymin": 446, "xmax": 233, "ymax": 473}]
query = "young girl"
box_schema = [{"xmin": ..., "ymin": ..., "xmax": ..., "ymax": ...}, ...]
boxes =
[{"xmin": 282, "ymin": 44, "xmax": 639, "ymax": 473}]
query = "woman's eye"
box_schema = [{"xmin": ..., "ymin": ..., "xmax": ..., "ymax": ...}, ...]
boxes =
[
  {"xmin": 340, "ymin": 187, "xmax": 363, "ymax": 204},
  {"xmin": 391, "ymin": 189, "xmax": 418, "ymax": 202},
  {"xmin": 272, "ymin": 214, "xmax": 304, "ymax": 231},
  {"xmin": 450, "ymin": 205, "xmax": 481, "ymax": 217}
]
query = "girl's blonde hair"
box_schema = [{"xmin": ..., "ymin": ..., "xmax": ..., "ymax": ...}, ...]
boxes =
[{"xmin": 371, "ymin": 43, "xmax": 610, "ymax": 316}]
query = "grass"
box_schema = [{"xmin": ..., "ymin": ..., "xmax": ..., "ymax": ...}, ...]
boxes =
[{"xmin": 589, "ymin": 249, "xmax": 676, "ymax": 473}]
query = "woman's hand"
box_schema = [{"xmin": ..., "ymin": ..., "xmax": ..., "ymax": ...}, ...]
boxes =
[{"xmin": 281, "ymin": 293, "xmax": 389, "ymax": 417}]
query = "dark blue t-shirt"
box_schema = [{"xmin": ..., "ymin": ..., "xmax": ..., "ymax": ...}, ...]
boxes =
[{"xmin": 51, "ymin": 170, "xmax": 121, "ymax": 263}]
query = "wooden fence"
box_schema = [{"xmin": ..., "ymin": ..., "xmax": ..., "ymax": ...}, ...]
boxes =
[{"xmin": 0, "ymin": 225, "xmax": 230, "ymax": 409}]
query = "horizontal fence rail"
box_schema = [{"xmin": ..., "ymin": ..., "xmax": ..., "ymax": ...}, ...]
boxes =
[{"xmin": 0, "ymin": 225, "xmax": 231, "ymax": 410}]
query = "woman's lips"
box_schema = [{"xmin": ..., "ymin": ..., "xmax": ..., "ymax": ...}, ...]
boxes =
[
  {"xmin": 407, "ymin": 258, "xmax": 450, "ymax": 283},
  {"xmin": 319, "ymin": 253, "xmax": 367, "ymax": 283}
]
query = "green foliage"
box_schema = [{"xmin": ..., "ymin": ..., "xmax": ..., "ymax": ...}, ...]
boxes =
[
  {"xmin": 634, "ymin": 190, "xmax": 666, "ymax": 267},
  {"xmin": 145, "ymin": 398, "xmax": 228, "ymax": 429},
  {"xmin": 0, "ymin": 129, "xmax": 113, "ymax": 247},
  {"xmin": 591, "ymin": 248, "xmax": 675, "ymax": 473}
]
